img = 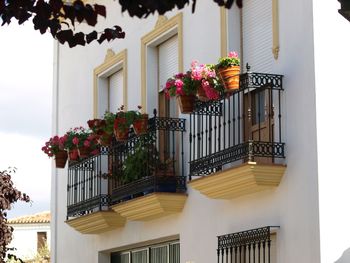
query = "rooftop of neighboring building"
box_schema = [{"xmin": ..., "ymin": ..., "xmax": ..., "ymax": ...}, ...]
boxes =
[{"xmin": 7, "ymin": 211, "xmax": 50, "ymax": 224}]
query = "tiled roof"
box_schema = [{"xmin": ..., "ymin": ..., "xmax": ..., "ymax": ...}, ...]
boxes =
[{"xmin": 7, "ymin": 211, "xmax": 50, "ymax": 224}]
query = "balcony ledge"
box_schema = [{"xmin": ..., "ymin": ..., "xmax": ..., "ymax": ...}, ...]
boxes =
[
  {"xmin": 189, "ymin": 162, "xmax": 286, "ymax": 199},
  {"xmin": 66, "ymin": 211, "xmax": 126, "ymax": 234},
  {"xmin": 111, "ymin": 193, "xmax": 187, "ymax": 221}
]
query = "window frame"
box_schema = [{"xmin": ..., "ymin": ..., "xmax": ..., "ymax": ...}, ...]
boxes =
[{"xmin": 93, "ymin": 49, "xmax": 128, "ymax": 118}]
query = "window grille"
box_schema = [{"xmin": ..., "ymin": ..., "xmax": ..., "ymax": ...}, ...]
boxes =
[{"xmin": 217, "ymin": 226, "xmax": 277, "ymax": 263}]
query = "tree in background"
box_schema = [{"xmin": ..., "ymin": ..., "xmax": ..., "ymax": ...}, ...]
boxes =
[
  {"xmin": 0, "ymin": 0, "xmax": 242, "ymax": 47},
  {"xmin": 0, "ymin": 168, "xmax": 31, "ymax": 263}
]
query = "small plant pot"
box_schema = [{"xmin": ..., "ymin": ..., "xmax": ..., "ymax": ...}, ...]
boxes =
[
  {"xmin": 133, "ymin": 114, "xmax": 149, "ymax": 135},
  {"xmin": 176, "ymin": 94, "xmax": 196, "ymax": 114},
  {"xmin": 197, "ymin": 86, "xmax": 210, "ymax": 102},
  {"xmin": 98, "ymin": 132, "xmax": 113, "ymax": 146},
  {"xmin": 78, "ymin": 147, "xmax": 90, "ymax": 158},
  {"xmin": 68, "ymin": 149, "xmax": 79, "ymax": 161},
  {"xmin": 55, "ymin": 150, "xmax": 68, "ymax": 168},
  {"xmin": 218, "ymin": 65, "xmax": 240, "ymax": 91},
  {"xmin": 114, "ymin": 118, "xmax": 129, "ymax": 141}
]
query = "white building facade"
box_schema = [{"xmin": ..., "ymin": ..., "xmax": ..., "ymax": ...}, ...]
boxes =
[
  {"xmin": 8, "ymin": 212, "xmax": 51, "ymax": 261},
  {"xmin": 51, "ymin": 0, "xmax": 350, "ymax": 263}
]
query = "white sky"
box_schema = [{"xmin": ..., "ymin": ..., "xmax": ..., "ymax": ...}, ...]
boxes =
[{"xmin": 0, "ymin": 22, "xmax": 53, "ymax": 218}]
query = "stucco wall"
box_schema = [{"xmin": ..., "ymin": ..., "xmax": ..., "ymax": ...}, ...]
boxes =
[
  {"xmin": 9, "ymin": 223, "xmax": 51, "ymax": 260},
  {"xmin": 313, "ymin": 1, "xmax": 350, "ymax": 263},
  {"xmin": 51, "ymin": 0, "xmax": 321, "ymax": 262}
]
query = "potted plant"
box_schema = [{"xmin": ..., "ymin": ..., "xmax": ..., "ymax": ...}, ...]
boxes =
[
  {"xmin": 41, "ymin": 135, "xmax": 68, "ymax": 168},
  {"xmin": 87, "ymin": 112, "xmax": 115, "ymax": 146},
  {"xmin": 191, "ymin": 61, "xmax": 223, "ymax": 101},
  {"xmin": 132, "ymin": 106, "xmax": 149, "ymax": 135},
  {"xmin": 216, "ymin": 51, "xmax": 241, "ymax": 91},
  {"xmin": 114, "ymin": 105, "xmax": 135, "ymax": 141},
  {"xmin": 64, "ymin": 127, "xmax": 99, "ymax": 160},
  {"xmin": 122, "ymin": 143, "xmax": 151, "ymax": 184},
  {"xmin": 164, "ymin": 72, "xmax": 197, "ymax": 114}
]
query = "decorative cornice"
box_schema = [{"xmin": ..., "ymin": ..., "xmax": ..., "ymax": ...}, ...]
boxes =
[{"xmin": 155, "ymin": 15, "xmax": 168, "ymax": 29}]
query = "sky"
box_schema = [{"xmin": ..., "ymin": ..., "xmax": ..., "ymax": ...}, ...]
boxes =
[{"xmin": 0, "ymin": 22, "xmax": 53, "ymax": 218}]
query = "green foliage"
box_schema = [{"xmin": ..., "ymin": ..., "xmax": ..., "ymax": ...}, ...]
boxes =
[
  {"xmin": 122, "ymin": 144, "xmax": 149, "ymax": 183},
  {"xmin": 103, "ymin": 111, "xmax": 116, "ymax": 135},
  {"xmin": 216, "ymin": 51, "xmax": 240, "ymax": 69}
]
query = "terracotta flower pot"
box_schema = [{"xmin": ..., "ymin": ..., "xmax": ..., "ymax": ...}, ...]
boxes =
[
  {"xmin": 176, "ymin": 94, "xmax": 196, "ymax": 114},
  {"xmin": 68, "ymin": 149, "xmax": 79, "ymax": 161},
  {"xmin": 114, "ymin": 118, "xmax": 129, "ymax": 141},
  {"xmin": 133, "ymin": 114, "xmax": 149, "ymax": 135},
  {"xmin": 97, "ymin": 132, "xmax": 113, "ymax": 146},
  {"xmin": 196, "ymin": 86, "xmax": 209, "ymax": 102},
  {"xmin": 55, "ymin": 150, "xmax": 68, "ymax": 168},
  {"xmin": 218, "ymin": 65, "xmax": 240, "ymax": 91},
  {"xmin": 78, "ymin": 147, "xmax": 90, "ymax": 158}
]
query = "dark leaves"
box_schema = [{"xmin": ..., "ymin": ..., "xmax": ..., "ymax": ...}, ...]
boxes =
[
  {"xmin": 94, "ymin": 4, "xmax": 106, "ymax": 18},
  {"xmin": 86, "ymin": 30, "xmax": 97, "ymax": 44},
  {"xmin": 0, "ymin": 0, "xmax": 241, "ymax": 48}
]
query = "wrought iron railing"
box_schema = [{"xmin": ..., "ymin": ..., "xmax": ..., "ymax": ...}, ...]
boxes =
[
  {"xmin": 110, "ymin": 111, "xmax": 187, "ymax": 205},
  {"xmin": 67, "ymin": 111, "xmax": 187, "ymax": 218},
  {"xmin": 217, "ymin": 226, "xmax": 278, "ymax": 263},
  {"xmin": 67, "ymin": 147, "xmax": 110, "ymax": 219},
  {"xmin": 189, "ymin": 68, "xmax": 285, "ymax": 179}
]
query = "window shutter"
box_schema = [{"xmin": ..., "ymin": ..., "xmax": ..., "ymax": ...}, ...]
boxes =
[
  {"xmin": 150, "ymin": 246, "xmax": 168, "ymax": 263},
  {"xmin": 131, "ymin": 250, "xmax": 148, "ymax": 263},
  {"xmin": 108, "ymin": 70, "xmax": 123, "ymax": 112},
  {"xmin": 242, "ymin": 0, "xmax": 273, "ymax": 72},
  {"xmin": 169, "ymin": 243, "xmax": 180, "ymax": 263},
  {"xmin": 158, "ymin": 35, "xmax": 178, "ymax": 92}
]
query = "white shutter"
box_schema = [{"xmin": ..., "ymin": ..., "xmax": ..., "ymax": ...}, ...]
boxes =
[
  {"xmin": 158, "ymin": 35, "xmax": 178, "ymax": 92},
  {"xmin": 242, "ymin": 0, "xmax": 273, "ymax": 72},
  {"xmin": 108, "ymin": 70, "xmax": 123, "ymax": 112},
  {"xmin": 150, "ymin": 246, "xmax": 168, "ymax": 263},
  {"xmin": 131, "ymin": 250, "xmax": 148, "ymax": 263}
]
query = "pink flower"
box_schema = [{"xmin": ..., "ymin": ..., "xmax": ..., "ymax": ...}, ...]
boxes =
[
  {"xmin": 176, "ymin": 86, "xmax": 184, "ymax": 95},
  {"xmin": 175, "ymin": 73, "xmax": 184, "ymax": 79},
  {"xmin": 174, "ymin": 79, "xmax": 183, "ymax": 88},
  {"xmin": 228, "ymin": 51, "xmax": 238, "ymax": 58},
  {"xmin": 191, "ymin": 60, "xmax": 199, "ymax": 68},
  {"xmin": 84, "ymin": 140, "xmax": 91, "ymax": 148},
  {"xmin": 72, "ymin": 137, "xmax": 79, "ymax": 145},
  {"xmin": 166, "ymin": 81, "xmax": 173, "ymax": 89},
  {"xmin": 202, "ymin": 80, "xmax": 220, "ymax": 100}
]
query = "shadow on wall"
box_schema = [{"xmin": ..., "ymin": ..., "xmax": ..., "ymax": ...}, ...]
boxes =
[{"xmin": 336, "ymin": 248, "xmax": 350, "ymax": 263}]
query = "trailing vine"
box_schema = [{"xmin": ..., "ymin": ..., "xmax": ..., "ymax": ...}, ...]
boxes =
[{"xmin": 0, "ymin": 168, "xmax": 30, "ymax": 263}]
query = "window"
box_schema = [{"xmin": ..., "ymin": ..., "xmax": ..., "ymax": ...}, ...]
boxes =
[
  {"xmin": 158, "ymin": 35, "xmax": 178, "ymax": 118},
  {"xmin": 108, "ymin": 69, "xmax": 124, "ymax": 112},
  {"xmin": 37, "ymin": 231, "xmax": 47, "ymax": 252},
  {"xmin": 111, "ymin": 242, "xmax": 180, "ymax": 263},
  {"xmin": 94, "ymin": 49, "xmax": 127, "ymax": 118},
  {"xmin": 217, "ymin": 226, "xmax": 277, "ymax": 263},
  {"xmin": 141, "ymin": 13, "xmax": 183, "ymax": 113},
  {"xmin": 242, "ymin": 0, "xmax": 274, "ymax": 72}
]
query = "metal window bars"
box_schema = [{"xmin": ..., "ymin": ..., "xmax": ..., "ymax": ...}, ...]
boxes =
[{"xmin": 217, "ymin": 226, "xmax": 278, "ymax": 263}]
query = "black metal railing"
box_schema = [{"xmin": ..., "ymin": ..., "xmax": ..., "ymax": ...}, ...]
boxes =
[
  {"xmin": 67, "ymin": 111, "xmax": 187, "ymax": 219},
  {"xmin": 110, "ymin": 111, "xmax": 187, "ymax": 205},
  {"xmin": 189, "ymin": 67, "xmax": 285, "ymax": 179},
  {"xmin": 217, "ymin": 226, "xmax": 278, "ymax": 263},
  {"xmin": 67, "ymin": 146, "xmax": 110, "ymax": 219}
]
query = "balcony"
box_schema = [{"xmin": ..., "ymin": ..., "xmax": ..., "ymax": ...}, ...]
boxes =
[
  {"xmin": 110, "ymin": 114, "xmax": 187, "ymax": 221},
  {"xmin": 66, "ymin": 149, "xmax": 126, "ymax": 234},
  {"xmin": 66, "ymin": 114, "xmax": 187, "ymax": 233},
  {"xmin": 189, "ymin": 71, "xmax": 286, "ymax": 199}
]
